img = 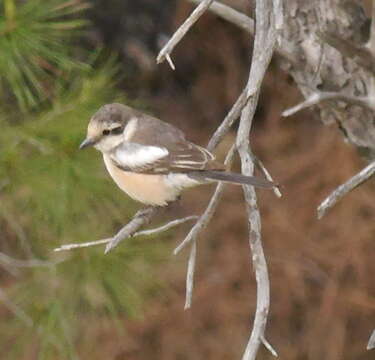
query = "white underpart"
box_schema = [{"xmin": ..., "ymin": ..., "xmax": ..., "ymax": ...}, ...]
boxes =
[
  {"xmin": 113, "ymin": 142, "xmax": 169, "ymax": 168},
  {"xmin": 164, "ymin": 173, "xmax": 201, "ymax": 190},
  {"xmin": 123, "ymin": 117, "xmax": 138, "ymax": 141}
]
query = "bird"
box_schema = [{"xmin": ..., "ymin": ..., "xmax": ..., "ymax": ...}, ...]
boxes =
[{"xmin": 79, "ymin": 103, "xmax": 276, "ymax": 206}]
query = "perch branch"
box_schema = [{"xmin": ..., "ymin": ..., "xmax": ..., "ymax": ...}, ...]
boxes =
[
  {"xmin": 157, "ymin": 0, "xmax": 214, "ymax": 69},
  {"xmin": 317, "ymin": 161, "xmax": 375, "ymax": 219},
  {"xmin": 235, "ymin": 0, "xmax": 277, "ymax": 359},
  {"xmin": 368, "ymin": 329, "xmax": 375, "ymax": 350},
  {"xmin": 104, "ymin": 207, "xmax": 159, "ymax": 253},
  {"xmin": 53, "ymin": 216, "xmax": 198, "ymax": 252}
]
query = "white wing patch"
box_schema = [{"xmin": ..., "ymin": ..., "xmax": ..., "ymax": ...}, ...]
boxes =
[{"xmin": 111, "ymin": 142, "xmax": 169, "ymax": 170}]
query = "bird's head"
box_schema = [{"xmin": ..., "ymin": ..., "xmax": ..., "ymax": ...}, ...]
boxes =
[{"xmin": 80, "ymin": 103, "xmax": 133, "ymax": 153}]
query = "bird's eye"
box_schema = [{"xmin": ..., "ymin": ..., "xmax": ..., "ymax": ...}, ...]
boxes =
[
  {"xmin": 102, "ymin": 129, "xmax": 110, "ymax": 136},
  {"xmin": 111, "ymin": 126, "xmax": 123, "ymax": 135}
]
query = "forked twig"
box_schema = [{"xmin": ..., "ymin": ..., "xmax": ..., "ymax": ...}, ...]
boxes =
[
  {"xmin": 186, "ymin": 0, "xmax": 254, "ymax": 34},
  {"xmin": 157, "ymin": 0, "xmax": 214, "ymax": 69}
]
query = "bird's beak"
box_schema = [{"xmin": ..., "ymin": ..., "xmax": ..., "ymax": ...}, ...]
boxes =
[{"xmin": 79, "ymin": 137, "xmax": 96, "ymax": 150}]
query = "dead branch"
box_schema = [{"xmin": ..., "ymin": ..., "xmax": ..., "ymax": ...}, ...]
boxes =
[
  {"xmin": 104, "ymin": 207, "xmax": 158, "ymax": 253},
  {"xmin": 369, "ymin": 1, "xmax": 375, "ymax": 56},
  {"xmin": 368, "ymin": 329, "xmax": 375, "ymax": 350},
  {"xmin": 185, "ymin": 0, "xmax": 296, "ymax": 64},
  {"xmin": 179, "ymin": 145, "xmax": 235, "ymax": 309},
  {"xmin": 157, "ymin": 0, "xmax": 214, "ymax": 69},
  {"xmin": 282, "ymin": 91, "xmax": 375, "ymax": 118},
  {"xmin": 54, "ymin": 216, "xmax": 198, "ymax": 252},
  {"xmin": 186, "ymin": 0, "xmax": 254, "ymax": 34},
  {"xmin": 317, "ymin": 161, "xmax": 375, "ymax": 219},
  {"xmin": 235, "ymin": 0, "xmax": 277, "ymax": 358}
]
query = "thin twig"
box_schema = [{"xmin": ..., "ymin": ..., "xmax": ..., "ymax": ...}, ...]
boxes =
[
  {"xmin": 174, "ymin": 144, "xmax": 236, "ymax": 256},
  {"xmin": 369, "ymin": 1, "xmax": 375, "ymax": 56},
  {"xmin": 317, "ymin": 161, "xmax": 375, "ymax": 219},
  {"xmin": 207, "ymin": 88, "xmax": 248, "ymax": 151},
  {"xmin": 174, "ymin": 182, "xmax": 225, "ymax": 256},
  {"xmin": 157, "ymin": 0, "xmax": 214, "ymax": 69},
  {"xmin": 235, "ymin": 0, "xmax": 277, "ymax": 359},
  {"xmin": 254, "ymin": 156, "xmax": 282, "ymax": 198},
  {"xmin": 180, "ymin": 145, "xmax": 236, "ymax": 309},
  {"xmin": 185, "ymin": 0, "xmax": 296, "ymax": 64},
  {"xmin": 53, "ymin": 216, "xmax": 198, "ymax": 252},
  {"xmin": 367, "ymin": 329, "xmax": 375, "ymax": 350},
  {"xmin": 261, "ymin": 335, "xmax": 278, "ymax": 357},
  {"xmin": 282, "ymin": 91, "xmax": 375, "ymax": 118},
  {"xmin": 0, "ymin": 252, "xmax": 58, "ymax": 268},
  {"xmin": 104, "ymin": 207, "xmax": 159, "ymax": 253},
  {"xmin": 186, "ymin": 0, "xmax": 254, "ymax": 34},
  {"xmin": 184, "ymin": 241, "xmax": 197, "ymax": 309}
]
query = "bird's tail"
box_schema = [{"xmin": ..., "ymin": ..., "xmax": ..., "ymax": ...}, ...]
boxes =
[{"xmin": 188, "ymin": 170, "xmax": 276, "ymax": 188}]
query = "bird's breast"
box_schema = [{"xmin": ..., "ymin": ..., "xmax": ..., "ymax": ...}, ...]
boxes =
[{"xmin": 103, "ymin": 154, "xmax": 194, "ymax": 206}]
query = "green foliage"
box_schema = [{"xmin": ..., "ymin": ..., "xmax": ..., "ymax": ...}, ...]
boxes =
[
  {"xmin": 0, "ymin": 0, "xmax": 89, "ymax": 111},
  {"xmin": 0, "ymin": 2, "xmax": 170, "ymax": 359}
]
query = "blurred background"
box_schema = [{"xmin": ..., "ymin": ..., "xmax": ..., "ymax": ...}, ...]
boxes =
[{"xmin": 0, "ymin": 0, "xmax": 374, "ymax": 359}]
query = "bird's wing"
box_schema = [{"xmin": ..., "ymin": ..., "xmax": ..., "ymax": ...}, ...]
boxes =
[
  {"xmin": 110, "ymin": 140, "xmax": 222, "ymax": 174},
  {"xmin": 110, "ymin": 113, "xmax": 223, "ymax": 173}
]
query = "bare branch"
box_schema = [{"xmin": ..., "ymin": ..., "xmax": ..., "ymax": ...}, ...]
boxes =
[
  {"xmin": 179, "ymin": 145, "xmax": 236, "ymax": 309},
  {"xmin": 207, "ymin": 88, "xmax": 248, "ymax": 151},
  {"xmin": 54, "ymin": 216, "xmax": 198, "ymax": 252},
  {"xmin": 235, "ymin": 0, "xmax": 277, "ymax": 359},
  {"xmin": 282, "ymin": 91, "xmax": 375, "ymax": 118},
  {"xmin": 157, "ymin": 0, "xmax": 214, "ymax": 68},
  {"xmin": 184, "ymin": 241, "xmax": 197, "ymax": 309},
  {"xmin": 185, "ymin": 0, "xmax": 296, "ymax": 64},
  {"xmin": 254, "ymin": 156, "xmax": 282, "ymax": 198},
  {"xmin": 369, "ymin": 1, "xmax": 375, "ymax": 56},
  {"xmin": 174, "ymin": 145, "xmax": 235, "ymax": 256},
  {"xmin": 317, "ymin": 161, "xmax": 375, "ymax": 219},
  {"xmin": 104, "ymin": 207, "xmax": 159, "ymax": 253},
  {"xmin": 367, "ymin": 329, "xmax": 375, "ymax": 350},
  {"xmin": 174, "ymin": 182, "xmax": 225, "ymax": 256},
  {"xmin": 186, "ymin": 0, "xmax": 254, "ymax": 34},
  {"xmin": 0, "ymin": 252, "xmax": 58, "ymax": 268},
  {"xmin": 261, "ymin": 336, "xmax": 278, "ymax": 357}
]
